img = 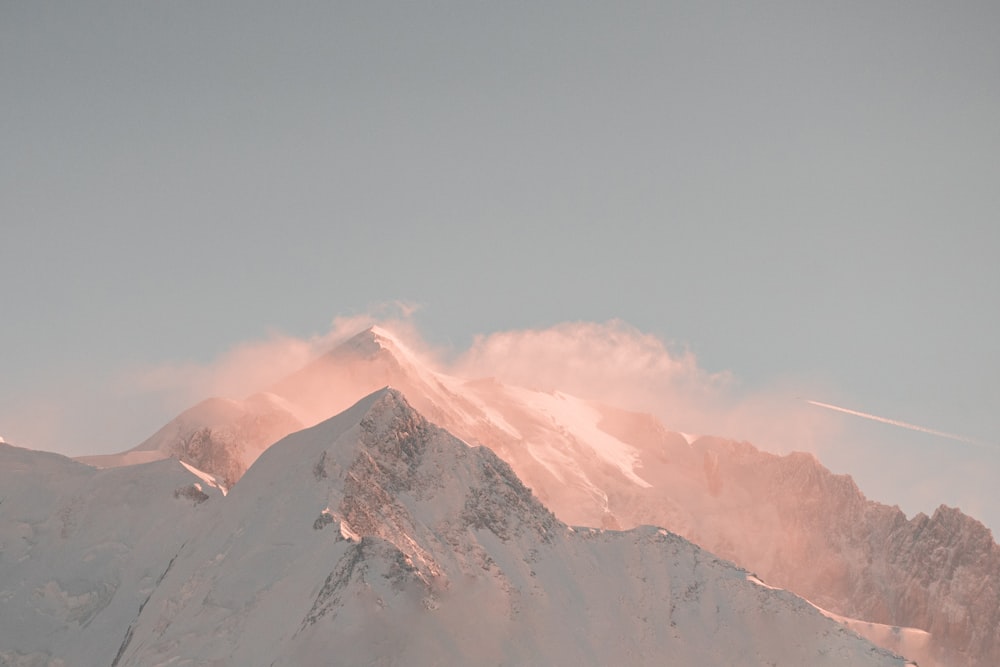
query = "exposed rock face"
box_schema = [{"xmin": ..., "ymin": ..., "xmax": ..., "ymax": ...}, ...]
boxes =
[{"xmin": 872, "ymin": 505, "xmax": 1000, "ymax": 666}]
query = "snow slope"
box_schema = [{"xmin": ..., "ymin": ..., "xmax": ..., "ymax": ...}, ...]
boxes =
[
  {"xmin": 112, "ymin": 388, "xmax": 906, "ymax": 667},
  {"xmin": 0, "ymin": 443, "xmax": 223, "ymax": 667}
]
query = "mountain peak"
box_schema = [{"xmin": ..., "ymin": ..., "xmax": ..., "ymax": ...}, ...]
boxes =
[
  {"xmin": 334, "ymin": 325, "xmax": 404, "ymax": 355},
  {"xmin": 332, "ymin": 327, "xmax": 389, "ymax": 359},
  {"xmin": 332, "ymin": 326, "xmax": 430, "ymax": 372}
]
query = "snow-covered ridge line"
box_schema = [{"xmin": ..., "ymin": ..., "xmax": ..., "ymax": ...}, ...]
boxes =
[
  {"xmin": 109, "ymin": 388, "xmax": 907, "ymax": 666},
  {"xmin": 46, "ymin": 326, "xmax": 1000, "ymax": 666},
  {"xmin": 746, "ymin": 573, "xmax": 932, "ymax": 666}
]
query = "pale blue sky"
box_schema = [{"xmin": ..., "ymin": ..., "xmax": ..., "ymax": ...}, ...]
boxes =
[{"xmin": 2, "ymin": 2, "xmax": 998, "ymax": 529}]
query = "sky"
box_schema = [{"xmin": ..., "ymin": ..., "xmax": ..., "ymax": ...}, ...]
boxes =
[{"xmin": 2, "ymin": 2, "xmax": 998, "ymax": 531}]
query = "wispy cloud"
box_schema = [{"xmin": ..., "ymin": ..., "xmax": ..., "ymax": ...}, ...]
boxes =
[
  {"xmin": 451, "ymin": 320, "xmax": 725, "ymax": 425},
  {"xmin": 449, "ymin": 320, "xmax": 835, "ymax": 453}
]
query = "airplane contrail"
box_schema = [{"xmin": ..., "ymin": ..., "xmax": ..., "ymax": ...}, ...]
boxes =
[{"xmin": 804, "ymin": 399, "xmax": 991, "ymax": 448}]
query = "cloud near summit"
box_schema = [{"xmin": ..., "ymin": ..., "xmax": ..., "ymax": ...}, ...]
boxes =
[
  {"xmin": 452, "ymin": 320, "xmax": 730, "ymax": 419},
  {"xmin": 451, "ymin": 321, "xmax": 832, "ymax": 451},
  {"xmin": 127, "ymin": 314, "xmax": 834, "ymax": 455}
]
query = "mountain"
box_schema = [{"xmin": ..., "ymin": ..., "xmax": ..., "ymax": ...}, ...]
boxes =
[
  {"xmin": 0, "ymin": 442, "xmax": 224, "ymax": 666},
  {"xmin": 82, "ymin": 326, "xmax": 999, "ymax": 666},
  {"xmin": 271, "ymin": 329, "xmax": 1000, "ymax": 667},
  {"xmin": 106, "ymin": 389, "xmax": 907, "ymax": 666},
  {"xmin": 78, "ymin": 392, "xmax": 303, "ymax": 488}
]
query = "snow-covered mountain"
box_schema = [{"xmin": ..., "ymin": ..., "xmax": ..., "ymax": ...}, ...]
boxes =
[
  {"xmin": 78, "ymin": 392, "xmax": 303, "ymax": 489},
  {"xmin": 76, "ymin": 326, "xmax": 999, "ymax": 666},
  {"xmin": 10, "ymin": 389, "xmax": 907, "ymax": 667},
  {"xmin": 0, "ymin": 443, "xmax": 224, "ymax": 666}
]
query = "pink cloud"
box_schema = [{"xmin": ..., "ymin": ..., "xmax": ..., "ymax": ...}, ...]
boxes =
[{"xmin": 449, "ymin": 320, "xmax": 836, "ymax": 453}]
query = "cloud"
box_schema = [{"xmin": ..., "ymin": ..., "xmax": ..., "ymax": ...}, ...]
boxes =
[
  {"xmin": 452, "ymin": 320, "xmax": 727, "ymax": 418},
  {"xmin": 130, "ymin": 333, "xmax": 323, "ymax": 402},
  {"xmin": 448, "ymin": 320, "xmax": 835, "ymax": 453}
]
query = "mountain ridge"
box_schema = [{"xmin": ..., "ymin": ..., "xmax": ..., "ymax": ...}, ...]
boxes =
[
  {"xmin": 109, "ymin": 388, "xmax": 909, "ymax": 666},
  {"xmin": 66, "ymin": 326, "xmax": 998, "ymax": 666}
]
